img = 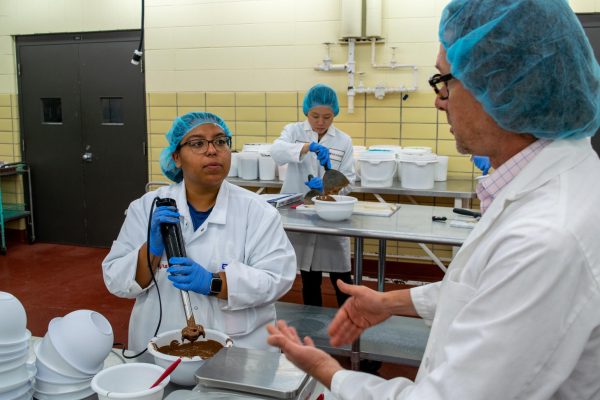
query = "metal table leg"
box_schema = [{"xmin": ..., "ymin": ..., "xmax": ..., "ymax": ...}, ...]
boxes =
[{"xmin": 351, "ymin": 237, "xmax": 363, "ymax": 371}]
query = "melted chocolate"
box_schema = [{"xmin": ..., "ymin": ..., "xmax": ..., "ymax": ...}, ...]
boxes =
[{"xmin": 155, "ymin": 339, "xmax": 224, "ymax": 358}]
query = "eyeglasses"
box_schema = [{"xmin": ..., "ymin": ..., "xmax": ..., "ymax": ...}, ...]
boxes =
[
  {"xmin": 428, "ymin": 73, "xmax": 454, "ymax": 100},
  {"xmin": 177, "ymin": 136, "xmax": 232, "ymax": 154}
]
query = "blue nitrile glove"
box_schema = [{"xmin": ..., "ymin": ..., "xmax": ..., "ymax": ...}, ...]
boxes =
[
  {"xmin": 304, "ymin": 176, "xmax": 324, "ymax": 192},
  {"xmin": 149, "ymin": 206, "xmax": 180, "ymax": 257},
  {"xmin": 472, "ymin": 155, "xmax": 491, "ymax": 175},
  {"xmin": 167, "ymin": 257, "xmax": 212, "ymax": 295},
  {"xmin": 308, "ymin": 142, "xmax": 331, "ymax": 169}
]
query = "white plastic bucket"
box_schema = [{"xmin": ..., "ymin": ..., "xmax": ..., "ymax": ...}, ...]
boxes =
[
  {"xmin": 241, "ymin": 143, "xmax": 269, "ymax": 153},
  {"xmin": 398, "ymin": 152, "xmax": 438, "ymax": 189},
  {"xmin": 259, "ymin": 153, "xmax": 276, "ymax": 180},
  {"xmin": 237, "ymin": 152, "xmax": 259, "ymax": 180},
  {"xmin": 228, "ymin": 152, "xmax": 238, "ymax": 177},
  {"xmin": 435, "ymin": 155, "xmax": 449, "ymax": 182},
  {"xmin": 277, "ymin": 164, "xmax": 288, "ymax": 181},
  {"xmin": 357, "ymin": 150, "xmax": 397, "ymax": 188},
  {"xmin": 352, "ymin": 146, "xmax": 366, "ymax": 182}
]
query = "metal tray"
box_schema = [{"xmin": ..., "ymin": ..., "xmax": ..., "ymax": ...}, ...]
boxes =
[{"xmin": 194, "ymin": 347, "xmax": 309, "ymax": 399}]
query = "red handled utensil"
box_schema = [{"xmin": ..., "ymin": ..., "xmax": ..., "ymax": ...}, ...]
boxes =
[{"xmin": 150, "ymin": 357, "xmax": 182, "ymax": 388}]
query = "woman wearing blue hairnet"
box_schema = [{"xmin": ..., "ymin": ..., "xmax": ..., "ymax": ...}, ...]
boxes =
[
  {"xmin": 271, "ymin": 84, "xmax": 356, "ymax": 307},
  {"xmin": 102, "ymin": 112, "xmax": 296, "ymax": 356},
  {"xmin": 267, "ymin": 1, "xmax": 600, "ymax": 399}
]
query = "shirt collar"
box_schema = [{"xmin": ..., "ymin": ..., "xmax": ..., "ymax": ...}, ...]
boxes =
[{"xmin": 302, "ymin": 120, "xmax": 337, "ymax": 137}]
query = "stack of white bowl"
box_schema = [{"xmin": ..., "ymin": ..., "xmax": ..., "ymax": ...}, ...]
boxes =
[
  {"xmin": 0, "ymin": 291, "xmax": 35, "ymax": 400},
  {"xmin": 33, "ymin": 310, "xmax": 113, "ymax": 400}
]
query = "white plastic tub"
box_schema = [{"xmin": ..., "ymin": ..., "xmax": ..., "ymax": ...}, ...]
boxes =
[
  {"xmin": 237, "ymin": 152, "xmax": 259, "ymax": 180},
  {"xmin": 435, "ymin": 155, "xmax": 449, "ymax": 182},
  {"xmin": 352, "ymin": 146, "xmax": 366, "ymax": 182},
  {"xmin": 357, "ymin": 150, "xmax": 397, "ymax": 188},
  {"xmin": 398, "ymin": 151, "xmax": 438, "ymax": 189},
  {"xmin": 91, "ymin": 363, "xmax": 168, "ymax": 400},
  {"xmin": 258, "ymin": 150, "xmax": 276, "ymax": 181},
  {"xmin": 228, "ymin": 152, "xmax": 238, "ymax": 177}
]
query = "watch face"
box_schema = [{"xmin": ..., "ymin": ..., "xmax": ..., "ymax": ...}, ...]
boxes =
[{"xmin": 210, "ymin": 275, "xmax": 223, "ymax": 294}]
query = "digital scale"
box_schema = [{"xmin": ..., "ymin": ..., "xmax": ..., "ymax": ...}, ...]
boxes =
[{"xmin": 164, "ymin": 347, "xmax": 322, "ymax": 400}]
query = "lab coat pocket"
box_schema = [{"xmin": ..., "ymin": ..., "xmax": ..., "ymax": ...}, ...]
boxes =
[{"xmin": 221, "ymin": 307, "xmax": 257, "ymax": 336}]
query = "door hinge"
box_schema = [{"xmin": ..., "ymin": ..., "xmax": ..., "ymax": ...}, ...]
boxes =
[
  {"xmin": 21, "ymin": 139, "xmax": 25, "ymax": 153},
  {"xmin": 17, "ymin": 63, "xmax": 21, "ymax": 77}
]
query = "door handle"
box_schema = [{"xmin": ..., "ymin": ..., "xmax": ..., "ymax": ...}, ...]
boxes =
[{"xmin": 82, "ymin": 152, "xmax": 93, "ymax": 162}]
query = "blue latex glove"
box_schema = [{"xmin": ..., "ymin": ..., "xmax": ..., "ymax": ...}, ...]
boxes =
[
  {"xmin": 472, "ymin": 155, "xmax": 491, "ymax": 175},
  {"xmin": 167, "ymin": 257, "xmax": 212, "ymax": 295},
  {"xmin": 149, "ymin": 206, "xmax": 180, "ymax": 257},
  {"xmin": 308, "ymin": 142, "xmax": 331, "ymax": 169},
  {"xmin": 304, "ymin": 176, "xmax": 324, "ymax": 192}
]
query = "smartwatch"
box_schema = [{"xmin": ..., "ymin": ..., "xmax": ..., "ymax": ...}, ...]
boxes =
[{"xmin": 209, "ymin": 273, "xmax": 223, "ymax": 296}]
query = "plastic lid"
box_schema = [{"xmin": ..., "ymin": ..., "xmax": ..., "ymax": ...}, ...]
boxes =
[
  {"xmin": 402, "ymin": 146, "xmax": 432, "ymax": 154},
  {"xmin": 357, "ymin": 149, "xmax": 396, "ymax": 161},
  {"xmin": 242, "ymin": 143, "xmax": 270, "ymax": 152},
  {"xmin": 398, "ymin": 152, "xmax": 438, "ymax": 163},
  {"xmin": 369, "ymin": 145, "xmax": 403, "ymax": 154}
]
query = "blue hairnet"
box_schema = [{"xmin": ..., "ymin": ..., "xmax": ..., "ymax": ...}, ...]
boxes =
[
  {"xmin": 302, "ymin": 84, "xmax": 340, "ymax": 116},
  {"xmin": 160, "ymin": 112, "xmax": 232, "ymax": 183},
  {"xmin": 439, "ymin": 0, "xmax": 600, "ymax": 140}
]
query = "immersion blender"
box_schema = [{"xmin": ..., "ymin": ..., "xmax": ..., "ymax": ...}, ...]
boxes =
[{"xmin": 156, "ymin": 197, "xmax": 205, "ymax": 342}]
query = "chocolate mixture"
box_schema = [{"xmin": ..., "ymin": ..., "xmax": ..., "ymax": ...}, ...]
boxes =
[
  {"xmin": 181, "ymin": 315, "xmax": 205, "ymax": 343},
  {"xmin": 316, "ymin": 195, "xmax": 336, "ymax": 202},
  {"xmin": 155, "ymin": 339, "xmax": 223, "ymax": 358}
]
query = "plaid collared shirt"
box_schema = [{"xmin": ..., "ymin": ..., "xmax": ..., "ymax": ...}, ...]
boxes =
[{"xmin": 476, "ymin": 139, "xmax": 551, "ymax": 214}]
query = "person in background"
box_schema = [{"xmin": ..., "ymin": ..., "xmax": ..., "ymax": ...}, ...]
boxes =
[
  {"xmin": 271, "ymin": 84, "xmax": 356, "ymax": 307},
  {"xmin": 267, "ymin": 1, "xmax": 600, "ymax": 399},
  {"xmin": 102, "ymin": 112, "xmax": 296, "ymax": 355}
]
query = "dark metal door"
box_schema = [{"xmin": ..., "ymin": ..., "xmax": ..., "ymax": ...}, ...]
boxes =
[{"xmin": 17, "ymin": 31, "xmax": 147, "ymax": 246}]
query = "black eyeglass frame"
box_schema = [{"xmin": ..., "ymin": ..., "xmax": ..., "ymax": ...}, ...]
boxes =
[
  {"xmin": 176, "ymin": 136, "xmax": 232, "ymax": 154},
  {"xmin": 428, "ymin": 73, "xmax": 454, "ymax": 100}
]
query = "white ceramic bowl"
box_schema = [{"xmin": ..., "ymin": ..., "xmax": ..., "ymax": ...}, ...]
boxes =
[
  {"xmin": 0, "ymin": 363, "xmax": 35, "ymax": 394},
  {"xmin": 0, "ymin": 331, "xmax": 30, "ymax": 354},
  {"xmin": 312, "ymin": 195, "xmax": 358, "ymax": 222},
  {"xmin": 38, "ymin": 331, "xmax": 95, "ymax": 378},
  {"xmin": 47, "ymin": 311, "xmax": 113, "ymax": 375},
  {"xmin": 0, "ymin": 350, "xmax": 28, "ymax": 373},
  {"xmin": 34, "ymin": 385, "xmax": 95, "ymax": 400},
  {"xmin": 34, "ymin": 342, "xmax": 94, "ymax": 384},
  {"xmin": 91, "ymin": 363, "xmax": 169, "ymax": 400},
  {"xmin": 0, "ymin": 343, "xmax": 28, "ymax": 361},
  {"xmin": 147, "ymin": 329, "xmax": 233, "ymax": 386},
  {"xmin": 0, "ymin": 292, "xmax": 27, "ymax": 344},
  {"xmin": 0, "ymin": 380, "xmax": 33, "ymax": 399}
]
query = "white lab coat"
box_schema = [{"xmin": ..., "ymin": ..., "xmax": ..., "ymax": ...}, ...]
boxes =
[
  {"xmin": 271, "ymin": 121, "xmax": 356, "ymax": 273},
  {"xmin": 102, "ymin": 180, "xmax": 296, "ymax": 353},
  {"xmin": 331, "ymin": 138, "xmax": 600, "ymax": 400}
]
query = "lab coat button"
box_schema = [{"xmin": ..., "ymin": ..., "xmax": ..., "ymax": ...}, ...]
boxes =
[{"xmin": 194, "ymin": 306, "xmax": 198, "ymax": 310}]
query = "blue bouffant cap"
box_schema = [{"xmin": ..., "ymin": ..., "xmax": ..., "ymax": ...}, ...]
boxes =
[
  {"xmin": 439, "ymin": 0, "xmax": 600, "ymax": 140},
  {"xmin": 302, "ymin": 84, "xmax": 340, "ymax": 117},
  {"xmin": 160, "ymin": 112, "xmax": 232, "ymax": 182}
]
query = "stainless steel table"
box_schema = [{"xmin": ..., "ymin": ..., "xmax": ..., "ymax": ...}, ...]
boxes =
[
  {"xmin": 226, "ymin": 177, "xmax": 477, "ymax": 208},
  {"xmin": 278, "ymin": 204, "xmax": 470, "ymax": 370}
]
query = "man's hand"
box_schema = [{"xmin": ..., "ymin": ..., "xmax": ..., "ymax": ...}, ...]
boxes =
[
  {"xmin": 267, "ymin": 320, "xmax": 343, "ymax": 388},
  {"xmin": 327, "ymin": 280, "xmax": 392, "ymax": 347}
]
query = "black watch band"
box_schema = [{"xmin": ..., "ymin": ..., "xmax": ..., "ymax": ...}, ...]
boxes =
[{"xmin": 209, "ymin": 273, "xmax": 223, "ymax": 296}]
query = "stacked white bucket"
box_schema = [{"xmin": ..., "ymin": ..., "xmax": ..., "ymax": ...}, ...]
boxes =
[
  {"xmin": 235, "ymin": 143, "xmax": 285, "ymax": 181},
  {"xmin": 0, "ymin": 292, "xmax": 35, "ymax": 400},
  {"xmin": 33, "ymin": 310, "xmax": 114, "ymax": 400},
  {"xmin": 358, "ymin": 145, "xmax": 449, "ymax": 189}
]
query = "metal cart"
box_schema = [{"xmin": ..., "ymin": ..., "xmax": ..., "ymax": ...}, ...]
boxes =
[{"xmin": 0, "ymin": 162, "xmax": 35, "ymax": 254}]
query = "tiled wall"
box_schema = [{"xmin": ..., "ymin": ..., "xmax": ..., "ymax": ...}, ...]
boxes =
[
  {"xmin": 0, "ymin": 93, "xmax": 24, "ymax": 229},
  {"xmin": 147, "ymin": 90, "xmax": 477, "ymax": 183}
]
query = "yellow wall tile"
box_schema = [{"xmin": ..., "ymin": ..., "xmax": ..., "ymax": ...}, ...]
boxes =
[
  {"xmin": 267, "ymin": 121, "xmax": 287, "ymax": 136},
  {"xmin": 0, "ymin": 143, "xmax": 14, "ymax": 156},
  {"xmin": 401, "ymin": 123, "xmax": 437, "ymax": 139},
  {"xmin": 0, "ymin": 95, "xmax": 11, "ymax": 107},
  {"xmin": 234, "ymin": 136, "xmax": 269, "ymax": 151},
  {"xmin": 448, "ymin": 155, "xmax": 473, "ymax": 173},
  {"xmin": 0, "ymin": 119, "xmax": 12, "ymax": 132},
  {"xmin": 236, "ymin": 121, "xmax": 266, "ymax": 135},
  {"xmin": 400, "ymin": 138, "xmax": 437, "ymax": 149},
  {"xmin": 236, "ymin": 92, "xmax": 266, "ymax": 107},
  {"xmin": 148, "ymin": 93, "xmax": 177, "ymax": 107},
  {"xmin": 437, "ymin": 123, "xmax": 453, "ymax": 140},
  {"xmin": 436, "ymin": 139, "xmax": 463, "ymax": 156},
  {"xmin": 0, "ymin": 107, "xmax": 11, "ymax": 118},
  {"xmin": 177, "ymin": 106, "xmax": 205, "ymax": 114},
  {"xmin": 366, "ymin": 93, "xmax": 401, "ymax": 108},
  {"xmin": 336, "ymin": 107, "xmax": 366, "ymax": 123},
  {"xmin": 150, "ymin": 147, "xmax": 162, "ymax": 161},
  {"xmin": 402, "ymin": 107, "xmax": 438, "ymax": 123},
  {"xmin": 366, "ymin": 108, "xmax": 401, "ymax": 123},
  {"xmin": 149, "ymin": 107, "xmax": 177, "ymax": 121},
  {"xmin": 149, "ymin": 134, "xmax": 168, "ymax": 148},
  {"xmin": 402, "ymin": 92, "xmax": 436, "ymax": 107},
  {"xmin": 334, "ymin": 122, "xmax": 365, "ymax": 139},
  {"xmin": 206, "ymin": 92, "xmax": 235, "ymax": 107},
  {"xmin": 365, "ymin": 138, "xmax": 400, "ymax": 147},
  {"xmin": 149, "ymin": 120, "xmax": 172, "ymax": 135},
  {"xmin": 177, "ymin": 92, "xmax": 205, "ymax": 107},
  {"xmin": 337, "ymin": 93, "xmax": 365, "ymax": 108},
  {"xmin": 366, "ymin": 123, "xmax": 401, "ymax": 139},
  {"xmin": 266, "ymin": 92, "xmax": 297, "ymax": 107},
  {"xmin": 236, "ymin": 107, "xmax": 266, "ymax": 121},
  {"xmin": 0, "ymin": 132, "xmax": 12, "ymax": 143},
  {"xmin": 11, "ymin": 120, "xmax": 19, "ymax": 132},
  {"xmin": 266, "ymin": 135, "xmax": 279, "ymax": 144},
  {"xmin": 205, "ymin": 107, "xmax": 235, "ymax": 121},
  {"xmin": 448, "ymin": 171, "xmax": 474, "ymax": 180},
  {"xmin": 266, "ymin": 107, "xmax": 298, "ymax": 122}
]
